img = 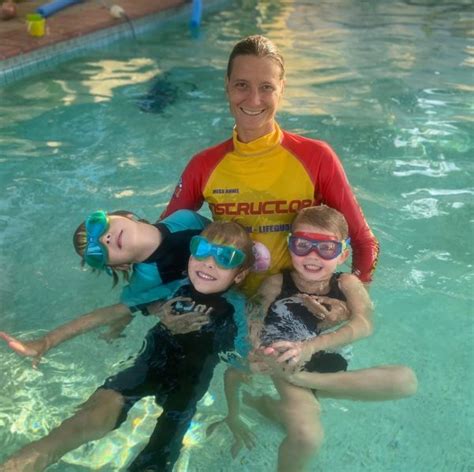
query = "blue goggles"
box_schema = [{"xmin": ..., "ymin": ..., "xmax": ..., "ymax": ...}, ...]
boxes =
[
  {"xmin": 190, "ymin": 235, "xmax": 246, "ymax": 269},
  {"xmin": 84, "ymin": 211, "xmax": 109, "ymax": 269}
]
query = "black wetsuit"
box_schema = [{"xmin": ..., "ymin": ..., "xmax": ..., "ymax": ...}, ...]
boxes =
[
  {"xmin": 101, "ymin": 281, "xmax": 247, "ymax": 472},
  {"xmin": 260, "ymin": 270, "xmax": 348, "ymax": 373}
]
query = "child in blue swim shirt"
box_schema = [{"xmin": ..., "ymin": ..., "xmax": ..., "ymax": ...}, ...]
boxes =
[
  {"xmin": 0, "ymin": 209, "xmax": 210, "ymax": 363},
  {"xmin": 1, "ymin": 219, "xmax": 254, "ymax": 472}
]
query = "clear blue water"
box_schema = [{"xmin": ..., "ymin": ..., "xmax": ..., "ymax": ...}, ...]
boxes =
[{"xmin": 0, "ymin": 0, "xmax": 473, "ymax": 470}]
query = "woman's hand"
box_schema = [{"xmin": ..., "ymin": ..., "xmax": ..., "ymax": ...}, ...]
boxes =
[
  {"xmin": 0, "ymin": 331, "xmax": 48, "ymax": 367},
  {"xmin": 249, "ymin": 340, "xmax": 314, "ymax": 376},
  {"xmin": 298, "ymin": 294, "xmax": 350, "ymax": 326},
  {"xmin": 206, "ymin": 415, "xmax": 256, "ymax": 458},
  {"xmin": 260, "ymin": 339, "xmax": 315, "ymax": 368},
  {"xmin": 148, "ymin": 297, "xmax": 210, "ymax": 334}
]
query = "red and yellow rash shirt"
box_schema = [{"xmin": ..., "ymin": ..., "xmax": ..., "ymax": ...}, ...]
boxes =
[{"xmin": 164, "ymin": 124, "xmax": 379, "ymax": 295}]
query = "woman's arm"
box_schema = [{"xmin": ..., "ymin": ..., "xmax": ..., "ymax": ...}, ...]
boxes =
[
  {"xmin": 315, "ymin": 143, "xmax": 379, "ymax": 283},
  {"xmin": 266, "ymin": 273, "xmax": 373, "ymax": 366},
  {"xmin": 161, "ymin": 152, "xmax": 208, "ymax": 217},
  {"xmin": 306, "ymin": 273, "xmax": 373, "ymax": 353}
]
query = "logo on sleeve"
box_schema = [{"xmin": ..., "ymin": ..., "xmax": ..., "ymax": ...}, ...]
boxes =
[{"xmin": 172, "ymin": 179, "xmax": 183, "ymax": 199}]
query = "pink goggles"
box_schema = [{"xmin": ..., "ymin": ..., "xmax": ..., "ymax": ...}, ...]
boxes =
[{"xmin": 288, "ymin": 231, "xmax": 350, "ymax": 260}]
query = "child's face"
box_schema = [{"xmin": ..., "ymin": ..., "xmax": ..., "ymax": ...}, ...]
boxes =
[
  {"xmin": 99, "ymin": 215, "xmax": 140, "ymax": 266},
  {"xmin": 290, "ymin": 223, "xmax": 348, "ymax": 283},
  {"xmin": 188, "ymin": 252, "xmax": 246, "ymax": 295}
]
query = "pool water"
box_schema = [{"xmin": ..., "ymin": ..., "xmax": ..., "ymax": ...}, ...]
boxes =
[{"xmin": 0, "ymin": 0, "xmax": 472, "ymax": 470}]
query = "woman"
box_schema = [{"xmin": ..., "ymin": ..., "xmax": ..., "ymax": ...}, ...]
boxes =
[
  {"xmin": 162, "ymin": 35, "xmax": 379, "ymax": 471},
  {"xmin": 163, "ymin": 35, "xmax": 379, "ymax": 296}
]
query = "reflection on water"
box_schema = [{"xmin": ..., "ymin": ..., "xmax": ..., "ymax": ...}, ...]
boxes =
[{"xmin": 0, "ymin": 0, "xmax": 472, "ymax": 471}]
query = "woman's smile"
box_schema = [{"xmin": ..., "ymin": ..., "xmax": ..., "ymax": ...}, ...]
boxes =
[
  {"xmin": 226, "ymin": 54, "xmax": 284, "ymax": 142},
  {"xmin": 240, "ymin": 107, "xmax": 265, "ymax": 116}
]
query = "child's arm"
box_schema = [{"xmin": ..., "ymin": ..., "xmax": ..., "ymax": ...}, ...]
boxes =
[{"xmin": 0, "ymin": 303, "xmax": 133, "ymax": 366}]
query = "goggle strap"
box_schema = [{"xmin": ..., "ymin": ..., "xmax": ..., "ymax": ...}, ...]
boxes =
[
  {"xmin": 342, "ymin": 237, "xmax": 351, "ymax": 251},
  {"xmin": 292, "ymin": 231, "xmax": 340, "ymax": 242}
]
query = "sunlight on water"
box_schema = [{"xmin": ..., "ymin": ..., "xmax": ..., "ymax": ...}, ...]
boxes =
[{"xmin": 0, "ymin": 0, "xmax": 472, "ymax": 470}]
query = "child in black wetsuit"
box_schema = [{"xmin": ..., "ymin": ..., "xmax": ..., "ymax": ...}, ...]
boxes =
[
  {"xmin": 215, "ymin": 206, "xmax": 417, "ymax": 472},
  {"xmin": 0, "ymin": 220, "xmax": 254, "ymax": 472}
]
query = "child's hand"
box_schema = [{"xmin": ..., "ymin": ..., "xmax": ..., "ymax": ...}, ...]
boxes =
[
  {"xmin": 298, "ymin": 294, "xmax": 349, "ymax": 325},
  {"xmin": 161, "ymin": 312, "xmax": 210, "ymax": 334},
  {"xmin": 0, "ymin": 332, "xmax": 47, "ymax": 367},
  {"xmin": 206, "ymin": 415, "xmax": 256, "ymax": 458},
  {"xmin": 156, "ymin": 297, "xmax": 210, "ymax": 334},
  {"xmin": 148, "ymin": 296, "xmax": 192, "ymax": 317},
  {"xmin": 98, "ymin": 314, "xmax": 133, "ymax": 342},
  {"xmin": 145, "ymin": 299, "xmax": 168, "ymax": 315},
  {"xmin": 298, "ymin": 294, "xmax": 327, "ymax": 320}
]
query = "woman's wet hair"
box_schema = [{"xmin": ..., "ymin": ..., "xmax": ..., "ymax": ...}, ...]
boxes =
[
  {"xmin": 292, "ymin": 205, "xmax": 349, "ymax": 240},
  {"xmin": 227, "ymin": 35, "xmax": 285, "ymax": 80},
  {"xmin": 73, "ymin": 210, "xmax": 148, "ymax": 287},
  {"xmin": 201, "ymin": 220, "xmax": 255, "ymax": 270}
]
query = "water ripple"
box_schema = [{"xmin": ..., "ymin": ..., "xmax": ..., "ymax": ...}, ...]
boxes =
[{"xmin": 393, "ymin": 159, "xmax": 460, "ymax": 177}]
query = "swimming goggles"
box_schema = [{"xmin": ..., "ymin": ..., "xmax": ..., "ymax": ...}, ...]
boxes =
[
  {"xmin": 190, "ymin": 235, "xmax": 246, "ymax": 269},
  {"xmin": 288, "ymin": 231, "xmax": 350, "ymax": 260},
  {"xmin": 84, "ymin": 211, "xmax": 110, "ymax": 269}
]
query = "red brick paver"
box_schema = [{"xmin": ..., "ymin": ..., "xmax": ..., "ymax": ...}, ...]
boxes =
[{"xmin": 0, "ymin": 0, "xmax": 187, "ymax": 61}]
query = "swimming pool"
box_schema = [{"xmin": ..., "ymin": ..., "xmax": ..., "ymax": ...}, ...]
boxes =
[{"xmin": 0, "ymin": 0, "xmax": 472, "ymax": 470}]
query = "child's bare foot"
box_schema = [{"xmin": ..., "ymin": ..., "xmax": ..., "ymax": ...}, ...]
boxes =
[{"xmin": 242, "ymin": 390, "xmax": 281, "ymax": 424}]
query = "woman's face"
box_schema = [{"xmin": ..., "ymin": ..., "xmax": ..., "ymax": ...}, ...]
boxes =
[{"xmin": 226, "ymin": 54, "xmax": 284, "ymax": 143}]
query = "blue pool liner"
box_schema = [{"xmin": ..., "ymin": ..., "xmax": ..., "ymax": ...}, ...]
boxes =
[{"xmin": 37, "ymin": 0, "xmax": 82, "ymax": 18}]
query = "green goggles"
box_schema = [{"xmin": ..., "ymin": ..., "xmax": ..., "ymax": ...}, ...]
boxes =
[
  {"xmin": 190, "ymin": 235, "xmax": 246, "ymax": 269},
  {"xmin": 84, "ymin": 211, "xmax": 109, "ymax": 269}
]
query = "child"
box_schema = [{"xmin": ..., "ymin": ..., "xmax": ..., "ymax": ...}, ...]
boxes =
[
  {"xmin": 0, "ymin": 219, "xmax": 254, "ymax": 472},
  {"xmin": 213, "ymin": 206, "xmax": 417, "ymax": 472},
  {"xmin": 0, "ymin": 209, "xmax": 210, "ymax": 365}
]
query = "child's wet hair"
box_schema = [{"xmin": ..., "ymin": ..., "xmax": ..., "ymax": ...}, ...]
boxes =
[
  {"xmin": 292, "ymin": 205, "xmax": 349, "ymax": 239},
  {"xmin": 73, "ymin": 210, "xmax": 148, "ymax": 287},
  {"xmin": 200, "ymin": 220, "xmax": 255, "ymax": 270}
]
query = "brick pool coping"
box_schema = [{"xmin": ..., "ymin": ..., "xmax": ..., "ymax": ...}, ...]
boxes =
[{"xmin": 0, "ymin": 0, "xmax": 211, "ymax": 85}]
